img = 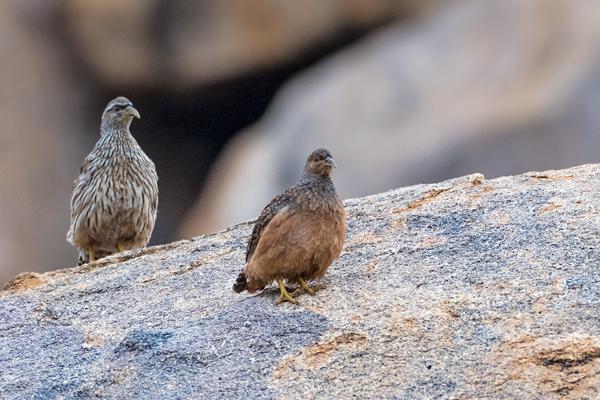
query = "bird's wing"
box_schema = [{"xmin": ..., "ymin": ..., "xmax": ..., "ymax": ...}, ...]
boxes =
[
  {"xmin": 69, "ymin": 154, "xmax": 96, "ymax": 218},
  {"xmin": 73, "ymin": 155, "xmax": 93, "ymax": 188},
  {"xmin": 245, "ymin": 185, "xmax": 302, "ymax": 262}
]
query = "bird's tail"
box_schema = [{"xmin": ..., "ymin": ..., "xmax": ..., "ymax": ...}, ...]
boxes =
[
  {"xmin": 77, "ymin": 249, "xmax": 111, "ymax": 266},
  {"xmin": 77, "ymin": 250, "xmax": 88, "ymax": 266},
  {"xmin": 233, "ymin": 270, "xmax": 248, "ymax": 293}
]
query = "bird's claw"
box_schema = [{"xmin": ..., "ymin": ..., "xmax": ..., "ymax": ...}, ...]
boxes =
[
  {"xmin": 276, "ymin": 292, "xmax": 299, "ymax": 305},
  {"xmin": 276, "ymin": 278, "xmax": 299, "ymax": 305},
  {"xmin": 292, "ymin": 278, "xmax": 325, "ymax": 297}
]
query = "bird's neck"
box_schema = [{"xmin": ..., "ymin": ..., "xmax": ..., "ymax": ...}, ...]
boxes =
[
  {"xmin": 300, "ymin": 171, "xmax": 333, "ymax": 186},
  {"xmin": 97, "ymin": 122, "xmax": 137, "ymax": 152},
  {"xmin": 101, "ymin": 118, "xmax": 133, "ymax": 134}
]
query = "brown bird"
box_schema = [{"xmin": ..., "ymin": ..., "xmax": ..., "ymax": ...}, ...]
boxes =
[
  {"xmin": 67, "ymin": 97, "xmax": 158, "ymax": 265},
  {"xmin": 233, "ymin": 148, "xmax": 346, "ymax": 304}
]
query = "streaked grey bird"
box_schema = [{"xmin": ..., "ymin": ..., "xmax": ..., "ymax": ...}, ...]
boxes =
[{"xmin": 67, "ymin": 97, "xmax": 159, "ymax": 265}]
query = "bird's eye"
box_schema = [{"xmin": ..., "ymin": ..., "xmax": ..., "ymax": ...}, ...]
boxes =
[{"xmin": 111, "ymin": 104, "xmax": 126, "ymax": 112}]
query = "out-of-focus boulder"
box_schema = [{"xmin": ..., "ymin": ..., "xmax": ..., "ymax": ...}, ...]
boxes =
[
  {"xmin": 181, "ymin": 0, "xmax": 600, "ymax": 236},
  {"xmin": 63, "ymin": 0, "xmax": 437, "ymax": 88},
  {"xmin": 0, "ymin": 0, "xmax": 439, "ymax": 285},
  {"xmin": 0, "ymin": 0, "xmax": 87, "ymax": 283}
]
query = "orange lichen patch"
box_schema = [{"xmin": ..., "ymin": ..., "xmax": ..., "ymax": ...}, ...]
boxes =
[
  {"xmin": 471, "ymin": 174, "xmax": 485, "ymax": 185},
  {"xmin": 540, "ymin": 201, "xmax": 562, "ymax": 213},
  {"xmin": 364, "ymin": 261, "xmax": 378, "ymax": 275},
  {"xmin": 389, "ymin": 215, "xmax": 407, "ymax": 230},
  {"xmin": 2, "ymin": 272, "xmax": 47, "ymax": 292},
  {"xmin": 304, "ymin": 304, "xmax": 327, "ymax": 315},
  {"xmin": 391, "ymin": 188, "xmax": 451, "ymax": 213},
  {"xmin": 346, "ymin": 232, "xmax": 381, "ymax": 247},
  {"xmin": 403, "ymin": 317, "xmax": 416, "ymax": 329},
  {"xmin": 387, "ymin": 313, "xmax": 419, "ymax": 338},
  {"xmin": 468, "ymin": 193, "xmax": 481, "ymax": 202},
  {"xmin": 439, "ymin": 303, "xmax": 461, "ymax": 319},
  {"xmin": 418, "ymin": 236, "xmax": 447, "ymax": 249},
  {"xmin": 272, "ymin": 356, "xmax": 295, "ymax": 380},
  {"xmin": 350, "ymin": 314, "xmax": 362, "ymax": 323},
  {"xmin": 528, "ymin": 173, "xmax": 574, "ymax": 181},
  {"xmin": 297, "ymin": 333, "xmax": 367, "ymax": 369},
  {"xmin": 84, "ymin": 332, "xmax": 104, "ymax": 348},
  {"xmin": 492, "ymin": 335, "xmax": 600, "ymax": 399},
  {"xmin": 273, "ymin": 333, "xmax": 367, "ymax": 378}
]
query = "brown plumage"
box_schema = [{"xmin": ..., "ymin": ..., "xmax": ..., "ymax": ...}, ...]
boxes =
[
  {"xmin": 233, "ymin": 148, "xmax": 346, "ymax": 304},
  {"xmin": 67, "ymin": 97, "xmax": 159, "ymax": 265}
]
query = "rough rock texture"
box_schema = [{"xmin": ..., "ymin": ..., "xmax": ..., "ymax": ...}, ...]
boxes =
[
  {"xmin": 184, "ymin": 0, "xmax": 600, "ymax": 235},
  {"xmin": 3, "ymin": 164, "xmax": 600, "ymax": 399}
]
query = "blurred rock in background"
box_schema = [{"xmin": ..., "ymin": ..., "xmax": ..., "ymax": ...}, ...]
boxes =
[
  {"xmin": 4, "ymin": 0, "xmax": 600, "ymax": 284},
  {"xmin": 64, "ymin": 0, "xmax": 433, "ymax": 88},
  {"xmin": 0, "ymin": 0, "xmax": 433, "ymax": 283},
  {"xmin": 181, "ymin": 0, "xmax": 600, "ymax": 236},
  {"xmin": 0, "ymin": 0, "xmax": 85, "ymax": 284}
]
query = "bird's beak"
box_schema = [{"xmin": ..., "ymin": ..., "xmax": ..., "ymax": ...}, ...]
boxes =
[
  {"xmin": 127, "ymin": 105, "xmax": 141, "ymax": 119},
  {"xmin": 325, "ymin": 156, "xmax": 337, "ymax": 168}
]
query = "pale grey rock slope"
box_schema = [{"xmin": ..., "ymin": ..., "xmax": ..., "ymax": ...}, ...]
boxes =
[{"xmin": 2, "ymin": 164, "xmax": 600, "ymax": 399}]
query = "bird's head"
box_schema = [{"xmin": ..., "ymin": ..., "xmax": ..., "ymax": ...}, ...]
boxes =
[
  {"xmin": 304, "ymin": 148, "xmax": 337, "ymax": 178},
  {"xmin": 101, "ymin": 97, "xmax": 140, "ymax": 129}
]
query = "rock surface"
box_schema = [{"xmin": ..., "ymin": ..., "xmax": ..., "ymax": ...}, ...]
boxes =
[
  {"xmin": 3, "ymin": 164, "xmax": 600, "ymax": 399},
  {"xmin": 184, "ymin": 0, "xmax": 600, "ymax": 235}
]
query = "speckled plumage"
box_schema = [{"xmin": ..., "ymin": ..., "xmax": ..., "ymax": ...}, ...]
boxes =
[
  {"xmin": 67, "ymin": 97, "xmax": 158, "ymax": 265},
  {"xmin": 233, "ymin": 149, "xmax": 346, "ymax": 302}
]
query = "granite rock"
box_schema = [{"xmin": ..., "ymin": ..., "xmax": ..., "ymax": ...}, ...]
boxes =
[{"xmin": 2, "ymin": 164, "xmax": 600, "ymax": 399}]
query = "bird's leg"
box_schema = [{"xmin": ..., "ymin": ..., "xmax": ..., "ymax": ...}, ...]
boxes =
[
  {"xmin": 276, "ymin": 278, "xmax": 299, "ymax": 305},
  {"xmin": 88, "ymin": 247, "xmax": 96, "ymax": 263},
  {"xmin": 296, "ymin": 278, "xmax": 316, "ymax": 296},
  {"xmin": 117, "ymin": 243, "xmax": 125, "ymax": 253},
  {"xmin": 81, "ymin": 247, "xmax": 96, "ymax": 271},
  {"xmin": 292, "ymin": 277, "xmax": 326, "ymax": 297}
]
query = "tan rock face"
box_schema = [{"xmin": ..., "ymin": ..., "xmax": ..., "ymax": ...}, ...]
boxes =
[
  {"xmin": 2, "ymin": 164, "xmax": 600, "ymax": 398},
  {"xmin": 0, "ymin": 0, "xmax": 86, "ymax": 282},
  {"xmin": 64, "ymin": 0, "xmax": 421, "ymax": 87},
  {"xmin": 183, "ymin": 0, "xmax": 600, "ymax": 236},
  {"xmin": 493, "ymin": 335, "xmax": 600, "ymax": 399}
]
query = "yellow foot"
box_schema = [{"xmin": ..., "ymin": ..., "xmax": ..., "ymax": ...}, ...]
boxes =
[
  {"xmin": 276, "ymin": 278, "xmax": 299, "ymax": 305},
  {"xmin": 117, "ymin": 243, "xmax": 125, "ymax": 252},
  {"xmin": 291, "ymin": 278, "xmax": 325, "ymax": 297}
]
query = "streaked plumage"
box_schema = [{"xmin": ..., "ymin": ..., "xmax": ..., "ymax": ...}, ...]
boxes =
[
  {"xmin": 67, "ymin": 97, "xmax": 158, "ymax": 265},
  {"xmin": 233, "ymin": 148, "xmax": 346, "ymax": 304}
]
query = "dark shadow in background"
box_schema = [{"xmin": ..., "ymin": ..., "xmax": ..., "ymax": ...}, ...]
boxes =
[{"xmin": 91, "ymin": 26, "xmax": 391, "ymax": 245}]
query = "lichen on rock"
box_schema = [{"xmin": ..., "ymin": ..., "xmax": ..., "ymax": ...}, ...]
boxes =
[{"xmin": 2, "ymin": 164, "xmax": 600, "ymax": 399}]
